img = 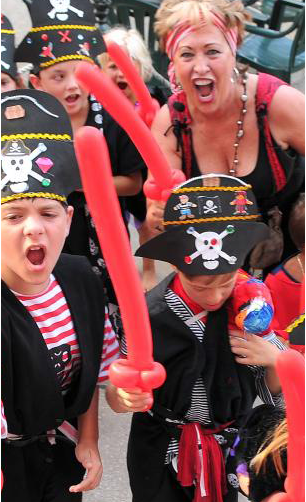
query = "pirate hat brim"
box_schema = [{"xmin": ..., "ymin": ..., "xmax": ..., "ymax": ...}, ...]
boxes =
[
  {"xmin": 135, "ymin": 221, "xmax": 269, "ymax": 275},
  {"xmin": 287, "ymin": 314, "xmax": 305, "ymax": 348}
]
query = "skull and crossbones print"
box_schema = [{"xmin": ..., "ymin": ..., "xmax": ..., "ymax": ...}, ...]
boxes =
[
  {"xmin": 48, "ymin": 0, "xmax": 84, "ymax": 21},
  {"xmin": 184, "ymin": 225, "xmax": 237, "ymax": 270},
  {"xmin": 1, "ymin": 139, "xmax": 50, "ymax": 194}
]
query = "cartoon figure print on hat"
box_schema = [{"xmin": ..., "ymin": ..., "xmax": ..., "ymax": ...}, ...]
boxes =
[
  {"xmin": 14, "ymin": 0, "xmax": 106, "ymax": 71},
  {"xmin": 1, "ymin": 89, "xmax": 80, "ymax": 204},
  {"xmin": 136, "ymin": 174, "xmax": 270, "ymax": 275}
]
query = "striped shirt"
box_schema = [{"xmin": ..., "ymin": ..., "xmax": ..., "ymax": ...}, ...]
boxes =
[{"xmin": 10, "ymin": 274, "xmax": 119, "ymax": 443}]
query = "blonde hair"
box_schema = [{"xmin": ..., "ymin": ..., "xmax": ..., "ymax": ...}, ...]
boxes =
[
  {"xmin": 155, "ymin": 0, "xmax": 249, "ymax": 51},
  {"xmin": 250, "ymin": 418, "xmax": 288, "ymax": 477},
  {"xmin": 98, "ymin": 26, "xmax": 153, "ymax": 82}
]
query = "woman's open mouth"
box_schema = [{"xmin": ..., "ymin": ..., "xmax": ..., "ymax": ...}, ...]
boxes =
[
  {"xmin": 194, "ymin": 80, "xmax": 214, "ymax": 102},
  {"xmin": 26, "ymin": 246, "xmax": 46, "ymax": 266}
]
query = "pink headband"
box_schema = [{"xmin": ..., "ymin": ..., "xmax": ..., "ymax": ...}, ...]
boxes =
[{"xmin": 165, "ymin": 12, "xmax": 238, "ymax": 60}]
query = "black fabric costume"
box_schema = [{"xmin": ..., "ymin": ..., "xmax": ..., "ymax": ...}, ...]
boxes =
[
  {"xmin": 2, "ymin": 254, "xmax": 105, "ymax": 502},
  {"xmin": 63, "ymin": 99, "xmax": 145, "ymax": 306},
  {"xmin": 236, "ymin": 404, "xmax": 287, "ymax": 502},
  {"xmin": 127, "ymin": 275, "xmax": 278, "ymax": 502}
]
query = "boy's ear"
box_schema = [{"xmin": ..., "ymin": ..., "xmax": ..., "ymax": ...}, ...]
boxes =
[
  {"xmin": 29, "ymin": 73, "xmax": 43, "ymax": 90},
  {"xmin": 65, "ymin": 205, "xmax": 74, "ymax": 237}
]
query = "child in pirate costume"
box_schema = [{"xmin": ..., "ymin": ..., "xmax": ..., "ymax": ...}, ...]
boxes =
[
  {"xmin": 1, "ymin": 89, "xmax": 119, "ymax": 502},
  {"xmin": 1, "ymin": 14, "xmax": 25, "ymax": 92},
  {"xmin": 106, "ymin": 174, "xmax": 286, "ymax": 502},
  {"xmin": 15, "ymin": 0, "xmax": 145, "ymax": 324}
]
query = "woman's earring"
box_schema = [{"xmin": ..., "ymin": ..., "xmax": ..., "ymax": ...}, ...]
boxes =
[{"xmin": 230, "ymin": 66, "xmax": 240, "ymax": 83}]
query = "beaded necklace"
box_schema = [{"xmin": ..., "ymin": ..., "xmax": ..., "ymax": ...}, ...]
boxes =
[{"xmin": 229, "ymin": 75, "xmax": 248, "ymax": 176}]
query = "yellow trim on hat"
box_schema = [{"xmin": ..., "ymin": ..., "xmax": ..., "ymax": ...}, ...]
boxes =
[
  {"xmin": 1, "ymin": 133, "xmax": 72, "ymax": 142},
  {"xmin": 31, "ymin": 24, "xmax": 97, "ymax": 32},
  {"xmin": 1, "ymin": 29, "xmax": 15, "ymax": 34},
  {"xmin": 173, "ymin": 185, "xmax": 252, "ymax": 194},
  {"xmin": 1, "ymin": 192, "xmax": 67, "ymax": 204},
  {"xmin": 163, "ymin": 214, "xmax": 259, "ymax": 226},
  {"xmin": 40, "ymin": 54, "xmax": 93, "ymax": 68},
  {"xmin": 286, "ymin": 314, "xmax": 305, "ymax": 333}
]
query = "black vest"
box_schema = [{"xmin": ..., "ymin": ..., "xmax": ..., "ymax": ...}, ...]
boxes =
[
  {"xmin": 127, "ymin": 274, "xmax": 258, "ymax": 501},
  {"xmin": 2, "ymin": 254, "xmax": 105, "ymax": 435}
]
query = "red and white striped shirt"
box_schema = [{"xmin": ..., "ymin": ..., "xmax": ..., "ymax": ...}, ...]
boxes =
[{"xmin": 10, "ymin": 275, "xmax": 119, "ymax": 443}]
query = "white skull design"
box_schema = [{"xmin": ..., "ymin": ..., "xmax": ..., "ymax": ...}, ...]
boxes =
[
  {"xmin": 194, "ymin": 231, "xmax": 222, "ymax": 269},
  {"xmin": 185, "ymin": 226, "xmax": 237, "ymax": 270},
  {"xmin": 1, "ymin": 140, "xmax": 48, "ymax": 194},
  {"xmin": 2, "ymin": 153, "xmax": 33, "ymax": 183},
  {"xmin": 48, "ymin": 0, "xmax": 84, "ymax": 21}
]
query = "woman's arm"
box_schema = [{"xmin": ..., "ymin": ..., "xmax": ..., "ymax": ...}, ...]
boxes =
[{"xmin": 268, "ymin": 85, "xmax": 305, "ymax": 155}]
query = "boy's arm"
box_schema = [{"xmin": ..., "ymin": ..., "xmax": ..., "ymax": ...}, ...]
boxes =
[
  {"xmin": 69, "ymin": 387, "xmax": 103, "ymax": 493},
  {"xmin": 106, "ymin": 383, "xmax": 153, "ymax": 413},
  {"xmin": 113, "ymin": 171, "xmax": 142, "ymax": 196}
]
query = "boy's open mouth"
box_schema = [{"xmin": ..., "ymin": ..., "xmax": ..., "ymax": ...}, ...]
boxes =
[
  {"xmin": 194, "ymin": 80, "xmax": 214, "ymax": 99},
  {"xmin": 26, "ymin": 246, "xmax": 45, "ymax": 266}
]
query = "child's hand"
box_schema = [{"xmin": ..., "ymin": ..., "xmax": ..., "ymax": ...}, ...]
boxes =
[
  {"xmin": 146, "ymin": 200, "xmax": 166, "ymax": 233},
  {"xmin": 229, "ymin": 330, "xmax": 281, "ymax": 367},
  {"xmin": 69, "ymin": 442, "xmax": 103, "ymax": 493},
  {"xmin": 116, "ymin": 387, "xmax": 153, "ymax": 412}
]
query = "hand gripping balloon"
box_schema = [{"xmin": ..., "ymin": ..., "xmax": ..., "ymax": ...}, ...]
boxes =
[
  {"xmin": 75, "ymin": 62, "xmax": 185, "ymax": 201},
  {"xmin": 75, "ymin": 126, "xmax": 166, "ymax": 395},
  {"xmin": 266, "ymin": 349, "xmax": 305, "ymax": 502},
  {"xmin": 229, "ymin": 273, "xmax": 274, "ymax": 335},
  {"xmin": 106, "ymin": 41, "xmax": 160, "ymax": 127}
]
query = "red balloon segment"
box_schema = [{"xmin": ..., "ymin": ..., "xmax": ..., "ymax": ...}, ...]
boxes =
[
  {"xmin": 75, "ymin": 61, "xmax": 185, "ymax": 199},
  {"xmin": 106, "ymin": 41, "xmax": 160, "ymax": 128},
  {"xmin": 74, "ymin": 126, "xmax": 166, "ymax": 392}
]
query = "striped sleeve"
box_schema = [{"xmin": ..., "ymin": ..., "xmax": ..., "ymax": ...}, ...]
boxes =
[
  {"xmin": 97, "ymin": 306, "xmax": 120, "ymax": 385},
  {"xmin": 249, "ymin": 331, "xmax": 286, "ymax": 406}
]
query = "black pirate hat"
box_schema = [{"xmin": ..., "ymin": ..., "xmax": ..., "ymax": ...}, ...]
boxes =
[
  {"xmin": 1, "ymin": 14, "xmax": 18, "ymax": 80},
  {"xmin": 15, "ymin": 0, "xmax": 106, "ymax": 72},
  {"xmin": 286, "ymin": 314, "xmax": 305, "ymax": 353},
  {"xmin": 136, "ymin": 174, "xmax": 269, "ymax": 275},
  {"xmin": 1, "ymin": 89, "xmax": 80, "ymax": 204}
]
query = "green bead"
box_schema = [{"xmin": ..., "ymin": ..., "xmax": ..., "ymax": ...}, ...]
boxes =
[
  {"xmin": 42, "ymin": 178, "xmax": 51, "ymax": 187},
  {"xmin": 227, "ymin": 225, "xmax": 235, "ymax": 234}
]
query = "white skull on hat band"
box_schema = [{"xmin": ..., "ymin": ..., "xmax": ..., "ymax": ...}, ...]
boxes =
[
  {"xmin": 1, "ymin": 139, "xmax": 50, "ymax": 194},
  {"xmin": 185, "ymin": 225, "xmax": 237, "ymax": 270},
  {"xmin": 48, "ymin": 0, "xmax": 84, "ymax": 21}
]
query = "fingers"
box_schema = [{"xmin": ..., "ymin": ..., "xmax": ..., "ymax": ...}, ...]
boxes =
[
  {"xmin": 146, "ymin": 202, "xmax": 165, "ymax": 232},
  {"xmin": 117, "ymin": 387, "xmax": 153, "ymax": 412},
  {"xmin": 69, "ymin": 454, "xmax": 103, "ymax": 493}
]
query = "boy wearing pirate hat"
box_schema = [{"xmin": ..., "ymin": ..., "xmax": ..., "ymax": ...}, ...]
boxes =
[
  {"xmin": 106, "ymin": 175, "xmax": 286, "ymax": 502},
  {"xmin": 1, "ymin": 14, "xmax": 24, "ymax": 92},
  {"xmin": 15, "ymin": 0, "xmax": 145, "ymax": 330},
  {"xmin": 1, "ymin": 89, "xmax": 119, "ymax": 501}
]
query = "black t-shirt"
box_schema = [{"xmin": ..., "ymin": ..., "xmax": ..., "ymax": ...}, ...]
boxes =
[{"xmin": 64, "ymin": 100, "xmax": 145, "ymax": 257}]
